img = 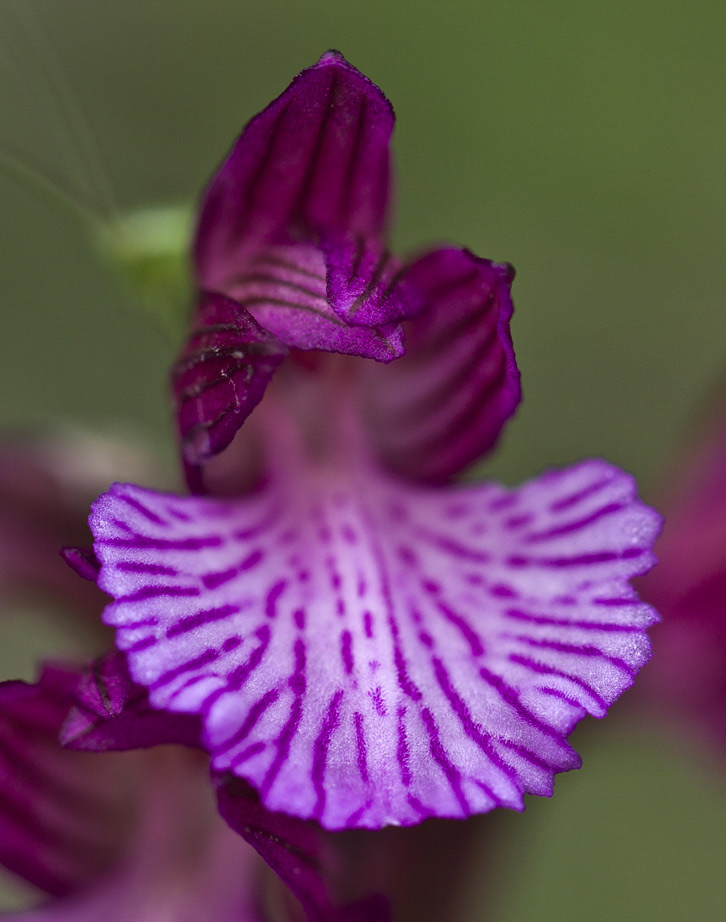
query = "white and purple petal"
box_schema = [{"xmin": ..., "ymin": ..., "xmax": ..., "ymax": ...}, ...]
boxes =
[
  {"xmin": 90, "ymin": 450, "xmax": 659, "ymax": 830},
  {"xmin": 361, "ymin": 248, "xmax": 521, "ymax": 482},
  {"xmin": 195, "ymin": 51, "xmax": 394, "ymax": 290}
]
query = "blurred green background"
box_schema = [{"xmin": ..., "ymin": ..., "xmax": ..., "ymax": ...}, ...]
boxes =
[{"xmin": 1, "ymin": 1, "xmax": 725, "ymax": 919}]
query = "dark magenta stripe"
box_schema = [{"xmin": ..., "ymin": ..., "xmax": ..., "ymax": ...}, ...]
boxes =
[
  {"xmin": 117, "ymin": 492, "xmax": 167, "ymax": 525},
  {"xmin": 397, "ymin": 705, "xmax": 412, "ymax": 787},
  {"xmin": 166, "ymin": 604, "xmax": 240, "ymax": 639},
  {"xmin": 354, "ymin": 711, "xmax": 369, "ymax": 783},
  {"xmin": 523, "ymin": 502, "xmax": 624, "ymax": 543},
  {"xmin": 477, "ymin": 665, "xmax": 567, "ymax": 749},
  {"xmin": 220, "ymin": 687, "xmax": 281, "ymax": 753},
  {"xmin": 311, "ymin": 689, "xmax": 344, "ymax": 821},
  {"xmin": 509, "ymin": 634, "xmax": 637, "ymax": 676},
  {"xmin": 98, "ymin": 534, "xmax": 222, "ymax": 550},
  {"xmin": 420, "ymin": 707, "xmax": 471, "ymax": 814},
  {"xmin": 435, "ymin": 599, "xmax": 485, "ymax": 657},
  {"xmin": 265, "ymin": 579, "xmax": 287, "ymax": 618},
  {"xmin": 504, "ymin": 607, "xmax": 641, "ymax": 633},
  {"xmin": 550, "ymin": 477, "xmax": 611, "ymax": 512},
  {"xmin": 431, "ymin": 657, "xmax": 516, "ymax": 784},
  {"xmin": 508, "ymin": 653, "xmax": 609, "ymax": 712},
  {"xmin": 115, "ymin": 561, "xmax": 178, "ymax": 576},
  {"xmin": 116, "ymin": 584, "xmax": 200, "ymax": 603}
]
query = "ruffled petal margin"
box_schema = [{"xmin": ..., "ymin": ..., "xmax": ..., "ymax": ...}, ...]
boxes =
[
  {"xmin": 90, "ymin": 452, "xmax": 659, "ymax": 830},
  {"xmin": 361, "ymin": 248, "xmax": 521, "ymax": 482}
]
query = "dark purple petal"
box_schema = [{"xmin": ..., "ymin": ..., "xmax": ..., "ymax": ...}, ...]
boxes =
[
  {"xmin": 61, "ymin": 651, "xmax": 201, "ymax": 752},
  {"xmin": 322, "ymin": 233, "xmax": 421, "ymax": 328},
  {"xmin": 0, "ymin": 664, "xmax": 131, "ymax": 897},
  {"xmin": 216, "ymin": 773, "xmax": 390, "ymax": 921},
  {"xmin": 220, "ymin": 244, "xmax": 405, "ymax": 361},
  {"xmin": 90, "ymin": 449, "xmax": 659, "ymax": 830},
  {"xmin": 195, "ymin": 51, "xmax": 394, "ymax": 290},
  {"xmin": 361, "ymin": 248, "xmax": 521, "ymax": 481},
  {"xmin": 171, "ymin": 291, "xmax": 288, "ymax": 477}
]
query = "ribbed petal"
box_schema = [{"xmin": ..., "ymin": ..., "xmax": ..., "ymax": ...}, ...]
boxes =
[
  {"xmin": 322, "ymin": 233, "xmax": 420, "ymax": 328},
  {"xmin": 220, "ymin": 244, "xmax": 404, "ymax": 361},
  {"xmin": 217, "ymin": 773, "xmax": 390, "ymax": 922},
  {"xmin": 172, "ymin": 291, "xmax": 288, "ymax": 474},
  {"xmin": 0, "ymin": 665, "xmax": 132, "ymax": 897},
  {"xmin": 195, "ymin": 51, "xmax": 394, "ymax": 290},
  {"xmin": 361, "ymin": 248, "xmax": 521, "ymax": 482},
  {"xmin": 61, "ymin": 651, "xmax": 201, "ymax": 752},
  {"xmin": 90, "ymin": 450, "xmax": 659, "ymax": 830}
]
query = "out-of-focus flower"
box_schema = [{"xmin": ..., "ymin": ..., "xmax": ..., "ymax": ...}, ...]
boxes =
[
  {"xmin": 636, "ymin": 406, "xmax": 726, "ymax": 750},
  {"xmin": 86, "ymin": 51, "xmax": 661, "ymax": 838}
]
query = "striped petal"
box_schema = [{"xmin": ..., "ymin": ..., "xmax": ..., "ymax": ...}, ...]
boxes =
[
  {"xmin": 220, "ymin": 243, "xmax": 404, "ymax": 361},
  {"xmin": 90, "ymin": 451, "xmax": 659, "ymax": 831},
  {"xmin": 0, "ymin": 665, "xmax": 132, "ymax": 897},
  {"xmin": 195, "ymin": 51, "xmax": 393, "ymax": 290},
  {"xmin": 322, "ymin": 233, "xmax": 421, "ymax": 328},
  {"xmin": 172, "ymin": 291, "xmax": 288, "ymax": 476},
  {"xmin": 361, "ymin": 248, "xmax": 521, "ymax": 481}
]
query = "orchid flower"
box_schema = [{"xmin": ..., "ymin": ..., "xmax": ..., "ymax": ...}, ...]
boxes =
[{"xmin": 83, "ymin": 51, "xmax": 661, "ymax": 838}]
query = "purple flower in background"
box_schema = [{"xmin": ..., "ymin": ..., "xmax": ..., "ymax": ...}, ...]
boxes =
[
  {"xmin": 87, "ymin": 51, "xmax": 660, "ymax": 833},
  {"xmin": 636, "ymin": 404, "xmax": 726, "ymax": 751}
]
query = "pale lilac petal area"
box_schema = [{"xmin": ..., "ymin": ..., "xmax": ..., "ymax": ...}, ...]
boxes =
[
  {"xmin": 322, "ymin": 233, "xmax": 421, "ymax": 328},
  {"xmin": 61, "ymin": 651, "xmax": 201, "ymax": 752},
  {"xmin": 216, "ymin": 773, "xmax": 390, "ymax": 921},
  {"xmin": 90, "ymin": 457, "xmax": 658, "ymax": 830},
  {"xmin": 0, "ymin": 665, "xmax": 131, "ymax": 897},
  {"xmin": 361, "ymin": 248, "xmax": 521, "ymax": 482},
  {"xmin": 194, "ymin": 50, "xmax": 394, "ymax": 290},
  {"xmin": 171, "ymin": 291, "xmax": 288, "ymax": 472},
  {"xmin": 221, "ymin": 243, "xmax": 405, "ymax": 362}
]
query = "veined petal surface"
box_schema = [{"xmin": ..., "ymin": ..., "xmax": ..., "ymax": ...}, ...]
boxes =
[
  {"xmin": 322, "ymin": 233, "xmax": 420, "ymax": 328},
  {"xmin": 220, "ymin": 244, "xmax": 404, "ymax": 361},
  {"xmin": 172, "ymin": 291, "xmax": 288, "ymax": 471},
  {"xmin": 361, "ymin": 248, "xmax": 520, "ymax": 482},
  {"xmin": 195, "ymin": 51, "xmax": 394, "ymax": 290},
  {"xmin": 91, "ymin": 457, "xmax": 659, "ymax": 830}
]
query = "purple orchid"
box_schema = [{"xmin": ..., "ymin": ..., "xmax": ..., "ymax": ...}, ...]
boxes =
[{"xmin": 85, "ymin": 51, "xmax": 661, "ymax": 836}]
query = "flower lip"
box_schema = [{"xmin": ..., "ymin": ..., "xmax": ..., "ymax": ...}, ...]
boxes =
[{"xmin": 90, "ymin": 450, "xmax": 660, "ymax": 831}]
